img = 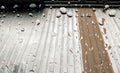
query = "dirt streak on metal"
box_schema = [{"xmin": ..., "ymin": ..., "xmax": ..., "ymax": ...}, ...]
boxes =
[{"xmin": 78, "ymin": 8, "xmax": 114, "ymax": 73}]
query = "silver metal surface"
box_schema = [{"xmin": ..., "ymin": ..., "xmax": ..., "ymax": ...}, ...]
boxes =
[{"xmin": 0, "ymin": 8, "xmax": 83, "ymax": 73}]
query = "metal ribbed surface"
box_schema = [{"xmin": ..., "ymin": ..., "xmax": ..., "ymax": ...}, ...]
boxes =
[
  {"xmin": 96, "ymin": 9, "xmax": 120, "ymax": 73},
  {"xmin": 0, "ymin": 8, "xmax": 83, "ymax": 73}
]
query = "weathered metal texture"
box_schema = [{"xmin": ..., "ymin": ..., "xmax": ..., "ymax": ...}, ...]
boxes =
[
  {"xmin": 78, "ymin": 8, "xmax": 114, "ymax": 73},
  {"xmin": 95, "ymin": 9, "xmax": 120, "ymax": 73},
  {"xmin": 0, "ymin": 8, "xmax": 83, "ymax": 73}
]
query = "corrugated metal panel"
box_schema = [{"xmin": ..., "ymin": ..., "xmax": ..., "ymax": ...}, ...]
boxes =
[
  {"xmin": 0, "ymin": 8, "xmax": 83, "ymax": 73},
  {"xmin": 96, "ymin": 9, "xmax": 120, "ymax": 73},
  {"xmin": 78, "ymin": 8, "xmax": 115, "ymax": 73}
]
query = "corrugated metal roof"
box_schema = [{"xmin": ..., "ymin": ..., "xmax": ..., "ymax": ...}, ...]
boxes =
[
  {"xmin": 0, "ymin": 8, "xmax": 120, "ymax": 73},
  {"xmin": 95, "ymin": 9, "xmax": 120, "ymax": 73},
  {"xmin": 0, "ymin": 8, "xmax": 83, "ymax": 73}
]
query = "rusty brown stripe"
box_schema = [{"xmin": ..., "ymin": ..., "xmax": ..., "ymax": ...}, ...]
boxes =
[{"xmin": 78, "ymin": 8, "xmax": 114, "ymax": 73}]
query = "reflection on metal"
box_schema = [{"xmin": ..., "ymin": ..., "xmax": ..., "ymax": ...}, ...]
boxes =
[{"xmin": 0, "ymin": 8, "xmax": 83, "ymax": 73}]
